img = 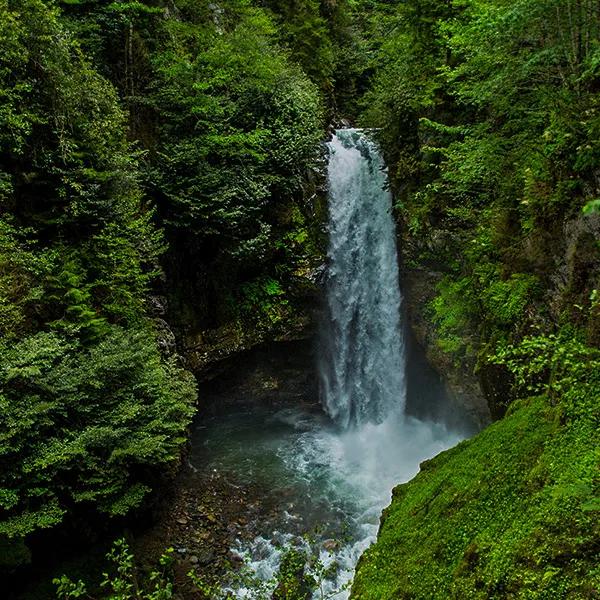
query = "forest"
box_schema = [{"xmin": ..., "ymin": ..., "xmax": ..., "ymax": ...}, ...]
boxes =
[{"xmin": 1, "ymin": 0, "xmax": 598, "ymax": 598}]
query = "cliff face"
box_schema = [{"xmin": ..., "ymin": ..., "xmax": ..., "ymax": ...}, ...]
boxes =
[
  {"xmin": 169, "ymin": 178, "xmax": 328, "ymax": 383},
  {"xmin": 398, "ymin": 208, "xmax": 600, "ymax": 424},
  {"xmin": 401, "ymin": 265, "xmax": 491, "ymax": 428}
]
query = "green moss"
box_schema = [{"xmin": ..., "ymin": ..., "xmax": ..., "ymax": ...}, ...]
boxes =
[{"xmin": 352, "ymin": 389, "xmax": 599, "ymax": 599}]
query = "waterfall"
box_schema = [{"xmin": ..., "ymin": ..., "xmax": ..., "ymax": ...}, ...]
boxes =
[
  {"xmin": 211, "ymin": 128, "xmax": 464, "ymax": 598},
  {"xmin": 319, "ymin": 129, "xmax": 406, "ymax": 429}
]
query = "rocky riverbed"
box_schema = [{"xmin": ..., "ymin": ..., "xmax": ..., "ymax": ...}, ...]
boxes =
[{"xmin": 133, "ymin": 464, "xmax": 269, "ymax": 597}]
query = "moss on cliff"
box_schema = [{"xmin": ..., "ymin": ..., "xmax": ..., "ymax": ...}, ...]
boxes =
[{"xmin": 352, "ymin": 385, "xmax": 599, "ymax": 599}]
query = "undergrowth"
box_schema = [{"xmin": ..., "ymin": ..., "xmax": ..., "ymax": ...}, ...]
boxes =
[{"xmin": 351, "ymin": 334, "xmax": 600, "ymax": 599}]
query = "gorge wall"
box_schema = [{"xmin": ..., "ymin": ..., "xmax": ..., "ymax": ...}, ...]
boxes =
[{"xmin": 2, "ymin": 0, "xmax": 599, "ymax": 597}]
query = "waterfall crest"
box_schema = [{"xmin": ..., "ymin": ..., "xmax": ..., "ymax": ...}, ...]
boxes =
[{"xmin": 319, "ymin": 129, "xmax": 406, "ymax": 429}]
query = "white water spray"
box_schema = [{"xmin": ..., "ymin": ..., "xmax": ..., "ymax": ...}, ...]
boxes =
[{"xmin": 319, "ymin": 129, "xmax": 405, "ymax": 428}]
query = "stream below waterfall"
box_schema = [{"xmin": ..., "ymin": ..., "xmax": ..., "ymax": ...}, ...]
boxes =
[{"xmin": 190, "ymin": 404, "xmax": 464, "ymax": 598}]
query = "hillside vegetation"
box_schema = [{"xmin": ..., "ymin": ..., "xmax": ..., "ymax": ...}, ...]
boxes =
[
  {"xmin": 352, "ymin": 0, "xmax": 600, "ymax": 597},
  {"xmin": 0, "ymin": 0, "xmax": 355, "ymax": 570}
]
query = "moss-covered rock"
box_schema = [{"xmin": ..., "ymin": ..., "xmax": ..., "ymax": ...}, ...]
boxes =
[{"xmin": 352, "ymin": 392, "xmax": 599, "ymax": 599}]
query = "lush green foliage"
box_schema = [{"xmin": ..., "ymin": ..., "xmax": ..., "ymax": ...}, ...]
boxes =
[
  {"xmin": 361, "ymin": 0, "xmax": 600, "ymax": 359},
  {"xmin": 54, "ymin": 539, "xmax": 176, "ymax": 600},
  {"xmin": 0, "ymin": 0, "xmax": 197, "ymax": 568},
  {"xmin": 148, "ymin": 6, "xmax": 322, "ymax": 253},
  {"xmin": 57, "ymin": 0, "xmax": 329, "ymax": 338},
  {"xmin": 0, "ymin": 328, "xmax": 195, "ymax": 531},
  {"xmin": 353, "ymin": 332, "xmax": 599, "ymax": 598},
  {"xmin": 1, "ymin": 0, "xmax": 332, "ymax": 576},
  {"xmin": 55, "ymin": 537, "xmax": 349, "ymax": 599},
  {"xmin": 352, "ymin": 1, "xmax": 600, "ymax": 597},
  {"xmin": 147, "ymin": 4, "xmax": 324, "ymax": 333}
]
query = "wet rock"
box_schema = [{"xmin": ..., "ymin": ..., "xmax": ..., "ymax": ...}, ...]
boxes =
[
  {"xmin": 278, "ymin": 487, "xmax": 295, "ymax": 498},
  {"xmin": 227, "ymin": 523, "xmax": 238, "ymax": 535},
  {"xmin": 401, "ymin": 267, "xmax": 491, "ymax": 429},
  {"xmin": 322, "ymin": 539, "xmax": 339, "ymax": 552},
  {"xmin": 309, "ymin": 263, "xmax": 327, "ymax": 286},
  {"xmin": 197, "ymin": 549, "xmax": 215, "ymax": 565},
  {"xmin": 148, "ymin": 295, "xmax": 168, "ymax": 316},
  {"xmin": 155, "ymin": 318, "xmax": 177, "ymax": 356},
  {"xmin": 190, "ymin": 339, "xmax": 319, "ymax": 412}
]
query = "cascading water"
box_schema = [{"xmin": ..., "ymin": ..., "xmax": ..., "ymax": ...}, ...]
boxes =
[
  {"xmin": 319, "ymin": 129, "xmax": 405, "ymax": 428},
  {"xmin": 191, "ymin": 129, "xmax": 467, "ymax": 600}
]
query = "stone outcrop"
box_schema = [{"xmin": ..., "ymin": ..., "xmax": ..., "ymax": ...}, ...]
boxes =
[{"xmin": 402, "ymin": 266, "xmax": 492, "ymax": 428}]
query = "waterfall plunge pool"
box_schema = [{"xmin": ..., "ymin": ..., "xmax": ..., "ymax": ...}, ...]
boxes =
[{"xmin": 189, "ymin": 393, "xmax": 466, "ymax": 598}]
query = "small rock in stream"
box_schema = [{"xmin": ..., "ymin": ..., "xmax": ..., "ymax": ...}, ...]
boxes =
[{"xmin": 198, "ymin": 549, "xmax": 216, "ymax": 565}]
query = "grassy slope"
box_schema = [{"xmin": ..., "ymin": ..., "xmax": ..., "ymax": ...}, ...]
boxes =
[{"xmin": 351, "ymin": 395, "xmax": 599, "ymax": 599}]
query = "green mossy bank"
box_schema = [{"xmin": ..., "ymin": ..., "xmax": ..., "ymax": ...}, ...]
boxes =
[
  {"xmin": 0, "ymin": 0, "xmax": 349, "ymax": 570},
  {"xmin": 352, "ymin": 388, "xmax": 599, "ymax": 599}
]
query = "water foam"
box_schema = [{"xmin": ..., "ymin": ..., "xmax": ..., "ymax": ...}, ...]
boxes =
[{"xmin": 228, "ymin": 410, "xmax": 462, "ymax": 599}]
